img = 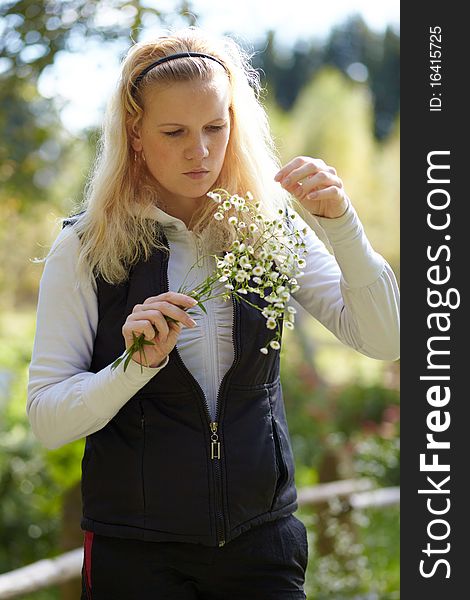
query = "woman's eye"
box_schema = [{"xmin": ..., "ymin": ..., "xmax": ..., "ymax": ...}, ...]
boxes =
[{"xmin": 163, "ymin": 125, "xmax": 225, "ymax": 137}]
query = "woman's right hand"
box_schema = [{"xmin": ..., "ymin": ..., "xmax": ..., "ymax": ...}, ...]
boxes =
[{"xmin": 122, "ymin": 292, "xmax": 198, "ymax": 368}]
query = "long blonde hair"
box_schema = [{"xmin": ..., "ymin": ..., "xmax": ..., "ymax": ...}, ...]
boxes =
[{"xmin": 73, "ymin": 26, "xmax": 292, "ymax": 284}]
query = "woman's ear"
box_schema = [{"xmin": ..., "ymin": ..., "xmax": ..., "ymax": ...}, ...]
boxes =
[
  {"xmin": 130, "ymin": 133, "xmax": 143, "ymax": 152},
  {"xmin": 128, "ymin": 119, "xmax": 143, "ymax": 152}
]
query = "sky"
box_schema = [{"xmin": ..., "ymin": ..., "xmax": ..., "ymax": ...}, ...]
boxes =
[{"xmin": 38, "ymin": 0, "xmax": 399, "ymax": 133}]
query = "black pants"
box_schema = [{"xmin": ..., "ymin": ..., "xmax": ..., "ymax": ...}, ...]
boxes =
[{"xmin": 81, "ymin": 514, "xmax": 308, "ymax": 599}]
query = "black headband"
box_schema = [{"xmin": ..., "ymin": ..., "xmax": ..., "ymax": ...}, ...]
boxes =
[{"xmin": 133, "ymin": 52, "xmax": 228, "ymax": 89}]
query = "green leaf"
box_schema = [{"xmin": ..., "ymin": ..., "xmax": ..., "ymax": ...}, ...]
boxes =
[
  {"xmin": 123, "ymin": 347, "xmax": 135, "ymax": 372},
  {"xmin": 111, "ymin": 355, "xmax": 123, "ymax": 370}
]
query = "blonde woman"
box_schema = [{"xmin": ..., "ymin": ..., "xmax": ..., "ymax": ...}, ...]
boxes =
[{"xmin": 27, "ymin": 27, "xmax": 400, "ymax": 600}]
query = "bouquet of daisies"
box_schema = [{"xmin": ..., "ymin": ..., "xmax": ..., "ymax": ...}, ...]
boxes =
[{"xmin": 112, "ymin": 189, "xmax": 308, "ymax": 371}]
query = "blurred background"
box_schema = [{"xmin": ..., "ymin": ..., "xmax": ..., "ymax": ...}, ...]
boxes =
[{"xmin": 0, "ymin": 1, "xmax": 399, "ymax": 598}]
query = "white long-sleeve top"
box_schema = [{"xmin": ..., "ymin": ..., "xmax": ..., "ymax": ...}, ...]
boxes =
[{"xmin": 27, "ymin": 201, "xmax": 400, "ymax": 450}]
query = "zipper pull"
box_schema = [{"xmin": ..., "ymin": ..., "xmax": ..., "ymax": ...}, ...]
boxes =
[{"xmin": 210, "ymin": 422, "xmax": 220, "ymax": 459}]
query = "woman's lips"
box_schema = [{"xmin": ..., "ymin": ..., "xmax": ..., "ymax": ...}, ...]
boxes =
[{"xmin": 184, "ymin": 171, "xmax": 209, "ymax": 180}]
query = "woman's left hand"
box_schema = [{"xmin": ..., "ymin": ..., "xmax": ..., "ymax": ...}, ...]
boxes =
[{"xmin": 275, "ymin": 156, "xmax": 349, "ymax": 219}]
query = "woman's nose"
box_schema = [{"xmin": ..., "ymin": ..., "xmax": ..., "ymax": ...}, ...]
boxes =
[{"xmin": 184, "ymin": 136, "xmax": 209, "ymax": 160}]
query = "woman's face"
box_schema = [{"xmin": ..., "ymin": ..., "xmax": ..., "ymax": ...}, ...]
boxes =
[{"xmin": 131, "ymin": 74, "xmax": 231, "ymax": 211}]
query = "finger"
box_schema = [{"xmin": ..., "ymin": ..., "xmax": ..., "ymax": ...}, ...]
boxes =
[
  {"xmin": 137, "ymin": 303, "xmax": 197, "ymax": 329},
  {"xmin": 282, "ymin": 171, "xmax": 343, "ymax": 200},
  {"xmin": 305, "ymin": 185, "xmax": 343, "ymax": 202},
  {"xmin": 131, "ymin": 309, "xmax": 171, "ymax": 339},
  {"xmin": 122, "ymin": 319, "xmax": 156, "ymax": 343},
  {"xmin": 132, "ymin": 303, "xmax": 144, "ymax": 314},
  {"xmin": 168, "ymin": 320, "xmax": 183, "ymax": 334},
  {"xmin": 143, "ymin": 293, "xmax": 198, "ymax": 308},
  {"xmin": 279, "ymin": 162, "xmax": 323, "ymax": 188},
  {"xmin": 274, "ymin": 156, "xmax": 309, "ymax": 181},
  {"xmin": 303, "ymin": 186, "xmax": 348, "ymax": 217},
  {"xmin": 275, "ymin": 156, "xmax": 333, "ymax": 183},
  {"xmin": 302, "ymin": 171, "xmax": 343, "ymax": 193}
]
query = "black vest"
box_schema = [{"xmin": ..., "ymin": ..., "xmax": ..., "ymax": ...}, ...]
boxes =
[{"xmin": 72, "ymin": 224, "xmax": 298, "ymax": 547}]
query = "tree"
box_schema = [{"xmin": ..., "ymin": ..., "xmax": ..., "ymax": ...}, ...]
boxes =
[
  {"xmin": 324, "ymin": 16, "xmax": 399, "ymax": 139},
  {"xmin": 0, "ymin": 0, "xmax": 195, "ymax": 210},
  {"xmin": 251, "ymin": 16, "xmax": 400, "ymax": 140},
  {"xmin": 0, "ymin": 0, "xmax": 196, "ymax": 77}
]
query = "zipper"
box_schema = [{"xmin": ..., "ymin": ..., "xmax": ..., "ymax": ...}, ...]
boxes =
[
  {"xmin": 139, "ymin": 401, "xmax": 146, "ymax": 522},
  {"xmin": 195, "ymin": 232, "xmax": 219, "ymax": 423},
  {"xmin": 160, "ymin": 232, "xmax": 241, "ymax": 547},
  {"xmin": 211, "ymin": 293, "xmax": 238, "ymax": 547},
  {"xmin": 271, "ymin": 416, "xmax": 288, "ymax": 505}
]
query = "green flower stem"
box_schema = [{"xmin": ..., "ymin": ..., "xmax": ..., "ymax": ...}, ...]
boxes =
[
  {"xmin": 111, "ymin": 332, "xmax": 157, "ymax": 374},
  {"xmin": 111, "ymin": 274, "xmax": 225, "ymax": 374}
]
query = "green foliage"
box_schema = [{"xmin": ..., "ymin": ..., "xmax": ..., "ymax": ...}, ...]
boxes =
[
  {"xmin": 329, "ymin": 383, "xmax": 399, "ymax": 436},
  {"xmin": 282, "ymin": 349, "xmax": 400, "ymax": 483},
  {"xmin": 300, "ymin": 505, "xmax": 400, "ymax": 599},
  {"xmin": 353, "ymin": 434, "xmax": 400, "ymax": 487},
  {"xmin": 0, "ymin": 1, "xmax": 191, "ymax": 77},
  {"xmin": 8, "ymin": 589, "xmax": 59, "ymax": 600},
  {"xmin": 0, "ymin": 311, "xmax": 83, "ymax": 576},
  {"xmin": 0, "ymin": 78, "xmax": 62, "ymax": 209},
  {"xmin": 0, "ymin": 413, "xmax": 62, "ymax": 572},
  {"xmin": 280, "ymin": 345, "xmax": 400, "ymax": 597},
  {"xmin": 0, "ymin": 312, "xmax": 61, "ymax": 572}
]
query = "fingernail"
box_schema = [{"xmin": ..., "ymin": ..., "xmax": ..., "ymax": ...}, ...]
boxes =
[
  {"xmin": 189, "ymin": 319, "xmax": 197, "ymax": 327},
  {"xmin": 307, "ymin": 192, "xmax": 317, "ymax": 199},
  {"xmin": 274, "ymin": 173, "xmax": 281, "ymax": 181},
  {"xmin": 190, "ymin": 299, "xmax": 198, "ymax": 305}
]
